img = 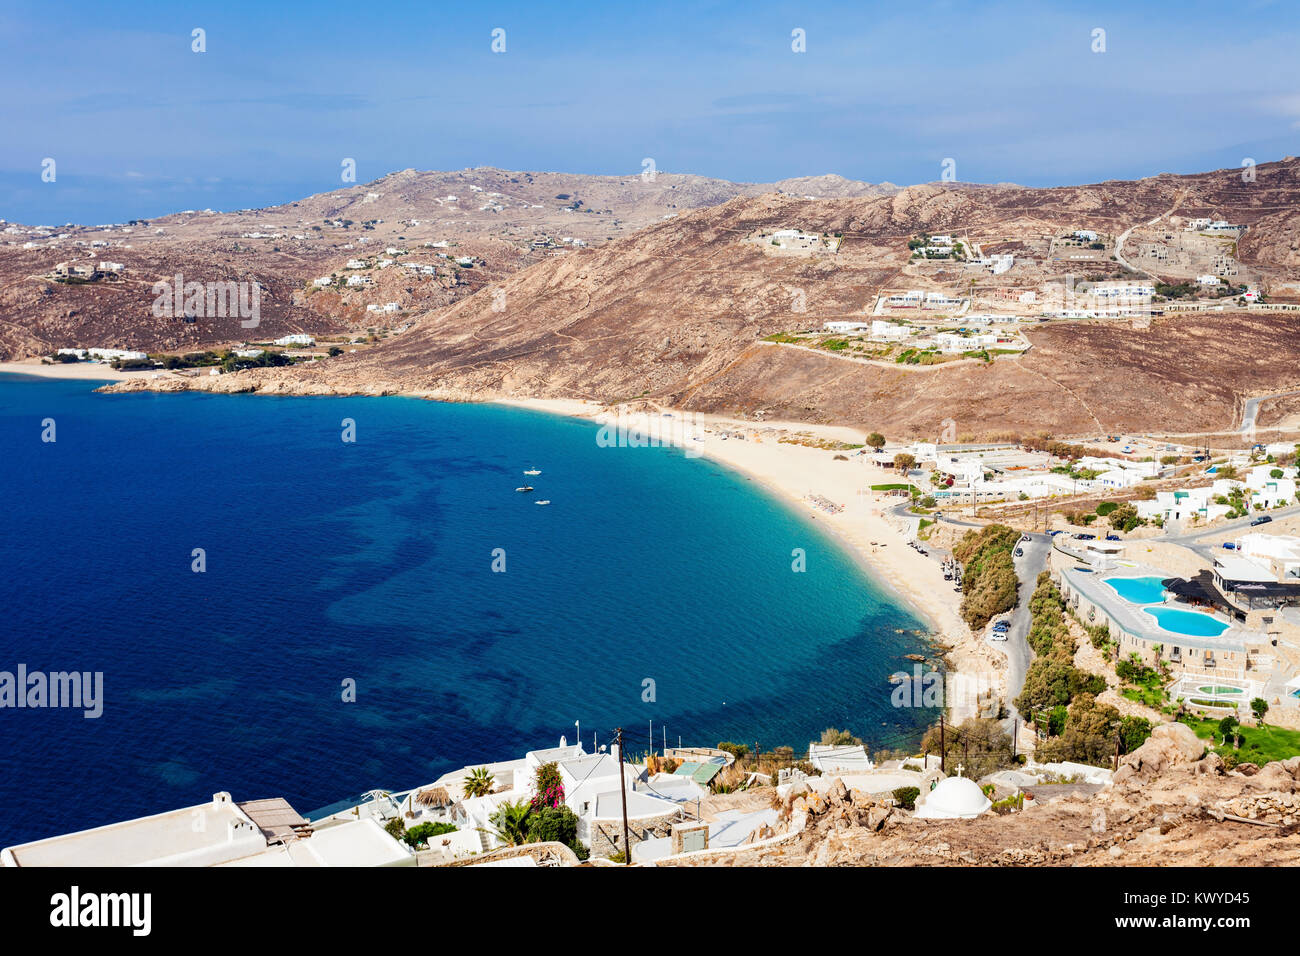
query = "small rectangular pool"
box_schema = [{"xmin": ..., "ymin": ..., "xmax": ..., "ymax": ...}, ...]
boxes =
[{"xmin": 1105, "ymin": 575, "xmax": 1167, "ymax": 605}]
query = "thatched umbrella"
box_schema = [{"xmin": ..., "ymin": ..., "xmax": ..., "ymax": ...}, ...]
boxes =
[{"xmin": 416, "ymin": 786, "xmax": 451, "ymax": 809}]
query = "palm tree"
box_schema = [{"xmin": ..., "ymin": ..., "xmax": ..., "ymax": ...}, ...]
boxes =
[
  {"xmin": 462, "ymin": 766, "xmax": 495, "ymax": 798},
  {"xmin": 485, "ymin": 799, "xmax": 532, "ymax": 847}
]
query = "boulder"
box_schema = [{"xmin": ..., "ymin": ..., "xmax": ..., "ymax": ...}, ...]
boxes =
[
  {"xmin": 1195, "ymin": 752, "xmax": 1225, "ymax": 776},
  {"xmin": 1155, "ymin": 722, "xmax": 1207, "ymax": 763},
  {"xmin": 1114, "ymin": 722, "xmax": 1206, "ymax": 785},
  {"xmin": 866, "ymin": 805, "xmax": 893, "ymax": 831}
]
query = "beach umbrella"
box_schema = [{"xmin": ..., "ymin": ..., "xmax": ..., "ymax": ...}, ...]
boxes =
[{"xmin": 416, "ymin": 786, "xmax": 451, "ymax": 808}]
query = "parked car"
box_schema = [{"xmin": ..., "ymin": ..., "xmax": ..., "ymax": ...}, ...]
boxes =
[
  {"xmin": 1223, "ymin": 542, "xmax": 1237, "ymax": 550},
  {"xmin": 1074, "ymin": 533, "xmax": 1096, "ymax": 540},
  {"xmin": 1020, "ymin": 534, "xmax": 1031, "ymax": 542},
  {"xmin": 1048, "ymin": 530, "xmax": 1065, "ymax": 537},
  {"xmin": 990, "ymin": 631, "xmax": 1008, "ymax": 642},
  {"xmin": 1014, "ymin": 547, "xmax": 1024, "ymax": 557},
  {"xmin": 1251, "ymin": 515, "xmax": 1273, "ymax": 526},
  {"xmin": 1105, "ymin": 534, "xmax": 1121, "ymax": 541}
]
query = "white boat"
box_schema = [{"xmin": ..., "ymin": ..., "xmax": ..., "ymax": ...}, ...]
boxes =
[
  {"xmin": 534, "ymin": 499, "xmax": 551, "ymax": 506},
  {"xmin": 515, "ymin": 486, "xmax": 534, "ymax": 492},
  {"xmin": 523, "ymin": 468, "xmax": 541, "ymax": 476}
]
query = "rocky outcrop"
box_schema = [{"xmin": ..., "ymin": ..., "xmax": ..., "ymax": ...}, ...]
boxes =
[{"xmin": 1112, "ymin": 722, "xmax": 1206, "ymax": 786}]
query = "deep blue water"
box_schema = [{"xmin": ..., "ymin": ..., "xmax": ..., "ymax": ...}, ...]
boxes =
[{"xmin": 0, "ymin": 374, "xmax": 935, "ymax": 847}]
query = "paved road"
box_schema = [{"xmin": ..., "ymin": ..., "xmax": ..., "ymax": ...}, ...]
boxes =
[
  {"xmin": 994, "ymin": 532, "xmax": 1051, "ymax": 723},
  {"xmin": 1240, "ymin": 389, "xmax": 1300, "ymax": 436},
  {"xmin": 1160, "ymin": 503, "xmax": 1300, "ymax": 562}
]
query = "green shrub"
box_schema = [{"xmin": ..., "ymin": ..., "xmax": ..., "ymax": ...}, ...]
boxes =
[
  {"xmin": 892, "ymin": 787, "xmax": 920, "ymax": 810},
  {"xmin": 402, "ymin": 821, "xmax": 457, "ymax": 847},
  {"xmin": 952, "ymin": 524, "xmax": 1021, "ymax": 628}
]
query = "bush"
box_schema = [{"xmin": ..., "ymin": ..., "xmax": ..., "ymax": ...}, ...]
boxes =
[
  {"xmin": 819, "ymin": 727, "xmax": 862, "ymax": 747},
  {"xmin": 525, "ymin": 805, "xmax": 588, "ymax": 860},
  {"xmin": 952, "ymin": 524, "xmax": 1022, "ymax": 628},
  {"xmin": 402, "ymin": 821, "xmax": 457, "ymax": 847},
  {"xmin": 892, "ymin": 787, "xmax": 920, "ymax": 810}
]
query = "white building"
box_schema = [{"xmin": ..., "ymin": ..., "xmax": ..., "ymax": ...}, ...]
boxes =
[
  {"xmin": 1197, "ymin": 274, "xmax": 1221, "ymax": 286},
  {"xmin": 914, "ymin": 773, "xmax": 991, "ymax": 819},
  {"xmin": 1091, "ymin": 281, "xmax": 1155, "ymax": 299},
  {"xmin": 987, "ymin": 253, "xmax": 1014, "ymax": 275},
  {"xmin": 885, "ymin": 290, "xmax": 925, "ymax": 308},
  {"xmin": 312, "ymin": 277, "xmax": 332, "ymax": 287},
  {"xmin": 922, "ymin": 292, "xmax": 965, "ymax": 310},
  {"xmin": 770, "ymin": 228, "xmax": 822, "ymax": 250},
  {"xmin": 274, "ymin": 334, "xmax": 315, "ymax": 347},
  {"xmin": 345, "ymin": 275, "xmax": 372, "ymax": 287},
  {"xmin": 934, "ymin": 332, "xmax": 997, "ymax": 353},
  {"xmin": 1233, "ymin": 533, "xmax": 1300, "ymax": 582},
  {"xmin": 1, "ymin": 792, "xmax": 414, "ymax": 868},
  {"xmin": 808, "ymin": 744, "xmax": 874, "ymax": 773},
  {"xmin": 823, "ymin": 321, "xmax": 872, "ymax": 333},
  {"xmin": 57, "ymin": 347, "xmax": 148, "ymax": 362},
  {"xmin": 870, "ymin": 319, "xmax": 912, "ymax": 341}
]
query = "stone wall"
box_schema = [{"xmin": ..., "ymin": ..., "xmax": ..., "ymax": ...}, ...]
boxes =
[{"xmin": 589, "ymin": 810, "xmax": 680, "ymax": 859}]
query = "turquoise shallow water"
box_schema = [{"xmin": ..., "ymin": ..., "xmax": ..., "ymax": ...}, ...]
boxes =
[{"xmin": 0, "ymin": 374, "xmax": 936, "ymax": 846}]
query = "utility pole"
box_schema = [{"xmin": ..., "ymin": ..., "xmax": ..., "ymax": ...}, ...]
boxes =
[
  {"xmin": 615, "ymin": 727, "xmax": 631, "ymax": 866},
  {"xmin": 939, "ymin": 713, "xmax": 946, "ymax": 773},
  {"xmin": 1113, "ymin": 733, "xmax": 1121, "ymax": 771}
]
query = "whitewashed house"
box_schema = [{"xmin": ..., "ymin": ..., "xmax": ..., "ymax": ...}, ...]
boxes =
[{"xmin": 870, "ymin": 319, "xmax": 912, "ymax": 341}]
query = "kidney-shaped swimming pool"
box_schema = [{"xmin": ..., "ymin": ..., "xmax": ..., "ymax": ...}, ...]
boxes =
[{"xmin": 1144, "ymin": 606, "xmax": 1230, "ymax": 637}]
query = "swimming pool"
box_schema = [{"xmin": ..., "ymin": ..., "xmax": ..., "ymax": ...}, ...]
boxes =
[
  {"xmin": 1197, "ymin": 685, "xmax": 1242, "ymax": 696},
  {"xmin": 1144, "ymin": 606, "xmax": 1230, "ymax": 637},
  {"xmin": 1106, "ymin": 575, "xmax": 1167, "ymax": 604}
]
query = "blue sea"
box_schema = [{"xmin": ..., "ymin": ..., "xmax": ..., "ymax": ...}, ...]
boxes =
[{"xmin": 0, "ymin": 374, "xmax": 935, "ymax": 847}]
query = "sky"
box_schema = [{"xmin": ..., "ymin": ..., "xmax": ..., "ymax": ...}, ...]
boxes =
[{"xmin": 3, "ymin": 0, "xmax": 1299, "ymax": 224}]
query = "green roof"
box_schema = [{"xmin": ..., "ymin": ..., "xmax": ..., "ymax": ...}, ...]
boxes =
[{"xmin": 673, "ymin": 761, "xmax": 723, "ymax": 784}]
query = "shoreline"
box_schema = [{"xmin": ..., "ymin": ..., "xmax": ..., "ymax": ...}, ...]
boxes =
[
  {"xmin": 9, "ymin": 368, "xmax": 1004, "ymax": 720},
  {"xmin": 493, "ymin": 397, "xmax": 1005, "ymax": 719},
  {"xmin": 0, "ymin": 361, "xmax": 157, "ymax": 382}
]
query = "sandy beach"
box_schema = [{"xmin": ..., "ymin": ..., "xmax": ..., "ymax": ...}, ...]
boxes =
[
  {"xmin": 0, "ymin": 360, "xmax": 166, "ymax": 382},
  {"xmin": 496, "ymin": 397, "xmax": 1007, "ymax": 719}
]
